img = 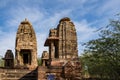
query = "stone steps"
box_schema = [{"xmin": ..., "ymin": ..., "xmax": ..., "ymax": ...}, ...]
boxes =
[{"xmin": 0, "ymin": 69, "xmax": 37, "ymax": 80}]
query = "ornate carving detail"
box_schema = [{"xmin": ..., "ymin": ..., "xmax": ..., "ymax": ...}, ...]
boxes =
[{"xmin": 15, "ymin": 19, "xmax": 37, "ymax": 69}]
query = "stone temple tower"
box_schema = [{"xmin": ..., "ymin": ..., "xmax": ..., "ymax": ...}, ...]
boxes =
[
  {"xmin": 57, "ymin": 17, "xmax": 78, "ymax": 58},
  {"xmin": 44, "ymin": 17, "xmax": 78, "ymax": 60},
  {"xmin": 15, "ymin": 19, "xmax": 37, "ymax": 69}
]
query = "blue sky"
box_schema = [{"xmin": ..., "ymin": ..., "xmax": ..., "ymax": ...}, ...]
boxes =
[{"xmin": 0, "ymin": 0, "xmax": 120, "ymax": 57}]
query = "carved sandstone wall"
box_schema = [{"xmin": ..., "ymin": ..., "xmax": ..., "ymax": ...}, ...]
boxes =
[
  {"xmin": 15, "ymin": 19, "xmax": 37, "ymax": 69},
  {"xmin": 57, "ymin": 17, "xmax": 78, "ymax": 58},
  {"xmin": 44, "ymin": 17, "xmax": 78, "ymax": 60}
]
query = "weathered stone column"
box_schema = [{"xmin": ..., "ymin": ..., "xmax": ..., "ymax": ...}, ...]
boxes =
[
  {"xmin": 49, "ymin": 41, "xmax": 55, "ymax": 59},
  {"xmin": 42, "ymin": 60, "xmax": 46, "ymax": 66},
  {"xmin": 51, "ymin": 41, "xmax": 55, "ymax": 59}
]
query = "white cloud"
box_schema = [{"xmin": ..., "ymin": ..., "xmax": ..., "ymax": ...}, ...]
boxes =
[
  {"xmin": 74, "ymin": 19, "xmax": 99, "ymax": 54},
  {"xmin": 0, "ymin": 32, "xmax": 15, "ymax": 57},
  {"xmin": 7, "ymin": 6, "xmax": 44, "ymax": 28},
  {"xmin": 97, "ymin": 0, "xmax": 120, "ymax": 16},
  {"xmin": 75, "ymin": 20, "xmax": 97, "ymax": 41},
  {"xmin": 39, "ymin": 9, "xmax": 72, "ymax": 29},
  {"xmin": 58, "ymin": 0, "xmax": 87, "ymax": 5},
  {"xmin": 6, "ymin": 5, "xmax": 72, "ymax": 31}
]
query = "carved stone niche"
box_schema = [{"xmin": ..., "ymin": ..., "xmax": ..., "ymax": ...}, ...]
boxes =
[
  {"xmin": 41, "ymin": 51, "xmax": 49, "ymax": 66},
  {"xmin": 3, "ymin": 50, "xmax": 14, "ymax": 68}
]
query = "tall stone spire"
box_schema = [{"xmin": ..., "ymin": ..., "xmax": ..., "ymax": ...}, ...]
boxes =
[
  {"xmin": 57, "ymin": 17, "xmax": 78, "ymax": 58},
  {"xmin": 15, "ymin": 19, "xmax": 37, "ymax": 69},
  {"xmin": 44, "ymin": 17, "xmax": 78, "ymax": 60}
]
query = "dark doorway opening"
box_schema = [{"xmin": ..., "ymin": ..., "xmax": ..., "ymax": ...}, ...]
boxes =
[
  {"xmin": 20, "ymin": 49, "xmax": 31, "ymax": 65},
  {"xmin": 55, "ymin": 44, "xmax": 59, "ymax": 58},
  {"xmin": 23, "ymin": 54, "xmax": 28, "ymax": 64},
  {"xmin": 6, "ymin": 60, "xmax": 10, "ymax": 67}
]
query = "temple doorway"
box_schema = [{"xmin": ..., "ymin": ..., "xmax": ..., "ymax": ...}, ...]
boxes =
[{"xmin": 20, "ymin": 49, "xmax": 31, "ymax": 65}]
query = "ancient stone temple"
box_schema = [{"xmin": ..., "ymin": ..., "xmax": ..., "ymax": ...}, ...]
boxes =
[
  {"xmin": 57, "ymin": 17, "xmax": 78, "ymax": 58},
  {"xmin": 41, "ymin": 17, "xmax": 81, "ymax": 80},
  {"xmin": 15, "ymin": 19, "xmax": 37, "ymax": 69},
  {"xmin": 44, "ymin": 17, "xmax": 78, "ymax": 59},
  {"xmin": 0, "ymin": 17, "xmax": 82, "ymax": 80}
]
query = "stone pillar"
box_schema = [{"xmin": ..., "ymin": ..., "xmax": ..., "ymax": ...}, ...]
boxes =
[
  {"xmin": 49, "ymin": 44, "xmax": 51, "ymax": 60},
  {"xmin": 49, "ymin": 41, "xmax": 55, "ymax": 59},
  {"xmin": 16, "ymin": 50, "xmax": 20, "ymax": 66},
  {"xmin": 42, "ymin": 60, "xmax": 46, "ymax": 66},
  {"xmin": 51, "ymin": 41, "xmax": 55, "ymax": 59},
  {"xmin": 48, "ymin": 41, "xmax": 55, "ymax": 66}
]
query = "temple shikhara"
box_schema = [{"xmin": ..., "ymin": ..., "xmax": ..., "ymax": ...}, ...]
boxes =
[
  {"xmin": 0, "ymin": 17, "xmax": 82, "ymax": 80},
  {"xmin": 15, "ymin": 19, "xmax": 38, "ymax": 69}
]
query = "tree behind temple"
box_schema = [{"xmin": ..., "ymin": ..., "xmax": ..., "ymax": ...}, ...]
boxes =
[{"xmin": 82, "ymin": 16, "xmax": 120, "ymax": 79}]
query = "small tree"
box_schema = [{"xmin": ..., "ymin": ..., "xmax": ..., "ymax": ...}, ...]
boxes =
[{"xmin": 82, "ymin": 15, "xmax": 120, "ymax": 79}]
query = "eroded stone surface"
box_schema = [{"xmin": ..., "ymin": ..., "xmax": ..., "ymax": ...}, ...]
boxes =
[
  {"xmin": 0, "ymin": 17, "xmax": 82, "ymax": 80},
  {"xmin": 44, "ymin": 17, "xmax": 78, "ymax": 59},
  {"xmin": 15, "ymin": 19, "xmax": 37, "ymax": 69},
  {"xmin": 43, "ymin": 17, "xmax": 81, "ymax": 79}
]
